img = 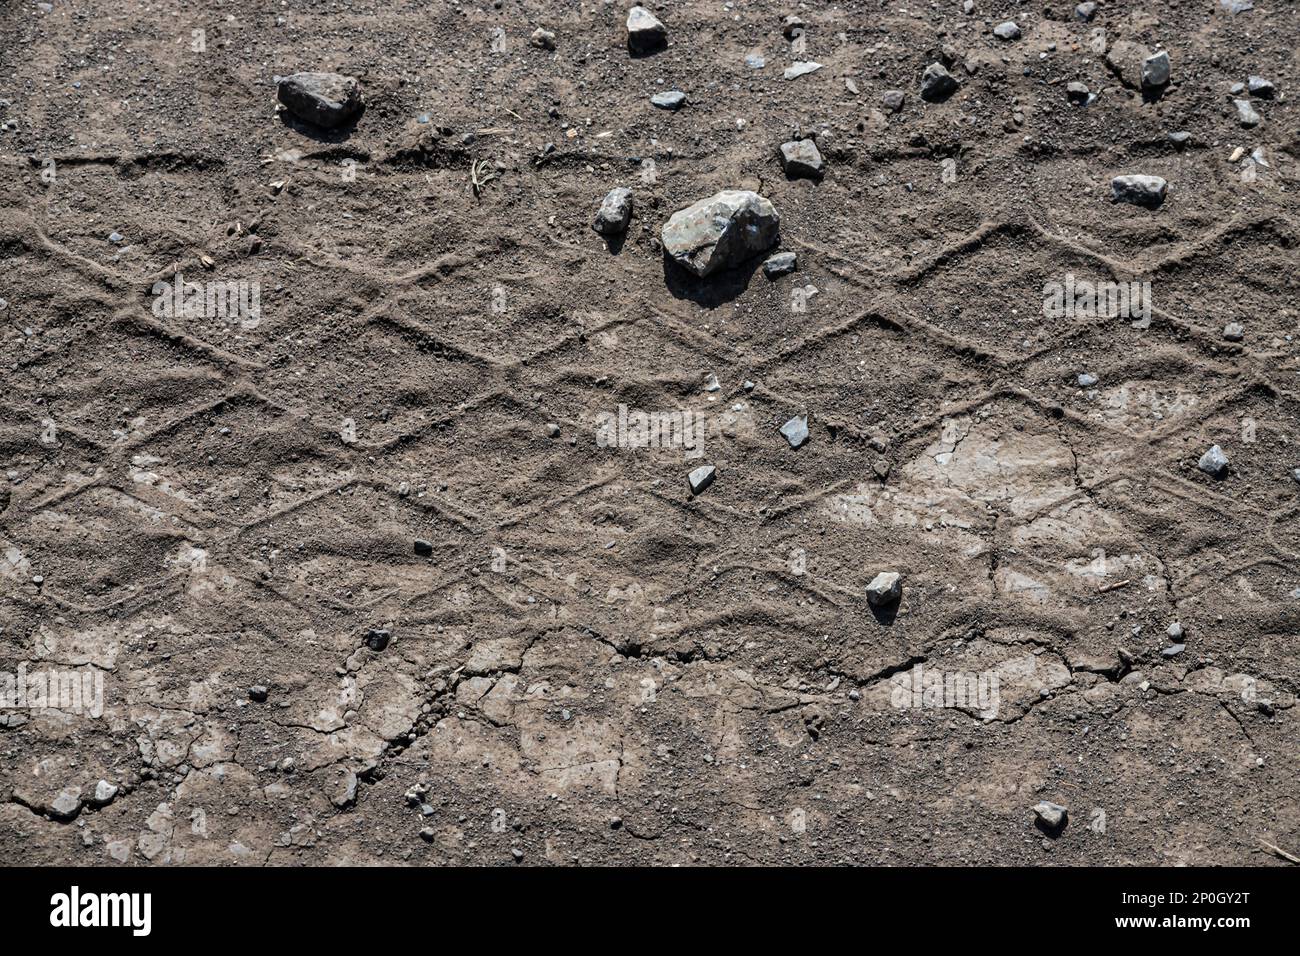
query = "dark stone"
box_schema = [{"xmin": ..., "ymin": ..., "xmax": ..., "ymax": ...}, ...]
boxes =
[{"xmin": 277, "ymin": 72, "xmax": 364, "ymax": 129}]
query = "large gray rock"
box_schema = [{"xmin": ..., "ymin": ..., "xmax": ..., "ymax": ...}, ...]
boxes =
[
  {"xmin": 627, "ymin": 6, "xmax": 667, "ymax": 53},
  {"xmin": 48, "ymin": 787, "xmax": 84, "ymax": 821},
  {"xmin": 332, "ymin": 770, "xmax": 359, "ymax": 808},
  {"xmin": 593, "ymin": 187, "xmax": 633, "ymax": 235},
  {"xmin": 993, "ymin": 21, "xmax": 1021, "ymax": 40},
  {"xmin": 277, "ymin": 72, "xmax": 364, "ymax": 129},
  {"xmin": 1111, "ymin": 174, "xmax": 1167, "ymax": 208},
  {"xmin": 661, "ymin": 190, "xmax": 780, "ymax": 277}
]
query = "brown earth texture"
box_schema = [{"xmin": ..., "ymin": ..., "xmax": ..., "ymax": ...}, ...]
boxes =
[{"xmin": 1, "ymin": 0, "xmax": 1299, "ymax": 866}]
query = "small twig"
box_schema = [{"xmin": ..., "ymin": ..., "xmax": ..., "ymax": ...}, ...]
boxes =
[
  {"xmin": 1098, "ymin": 579, "xmax": 1131, "ymax": 593},
  {"xmin": 1260, "ymin": 840, "xmax": 1300, "ymax": 865}
]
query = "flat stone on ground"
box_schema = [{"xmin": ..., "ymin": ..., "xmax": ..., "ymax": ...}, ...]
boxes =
[
  {"xmin": 1111, "ymin": 174, "xmax": 1168, "ymax": 208},
  {"xmin": 779, "ymin": 139, "xmax": 824, "ymax": 179},
  {"xmin": 763, "ymin": 251, "xmax": 797, "ymax": 278},
  {"xmin": 650, "ymin": 90, "xmax": 686, "ymax": 110},
  {"xmin": 783, "ymin": 61, "xmax": 822, "ymax": 80},
  {"xmin": 779, "ymin": 415, "xmax": 809, "ymax": 449},
  {"xmin": 1248, "ymin": 75, "xmax": 1275, "ymax": 98}
]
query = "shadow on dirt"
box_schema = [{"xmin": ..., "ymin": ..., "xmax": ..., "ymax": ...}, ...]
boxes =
[
  {"xmin": 662, "ymin": 251, "xmax": 765, "ymax": 307},
  {"xmin": 868, "ymin": 602, "xmax": 900, "ymax": 626},
  {"xmin": 1034, "ymin": 816, "xmax": 1067, "ymax": 839},
  {"xmin": 277, "ymin": 107, "xmax": 366, "ymax": 143},
  {"xmin": 628, "ymin": 43, "xmax": 667, "ymax": 60}
]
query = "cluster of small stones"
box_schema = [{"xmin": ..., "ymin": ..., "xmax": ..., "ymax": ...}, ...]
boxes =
[{"xmin": 270, "ymin": 8, "xmax": 1288, "ymax": 236}]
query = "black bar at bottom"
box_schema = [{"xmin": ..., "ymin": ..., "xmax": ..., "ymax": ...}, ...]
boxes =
[{"xmin": 0, "ymin": 865, "xmax": 1289, "ymax": 941}]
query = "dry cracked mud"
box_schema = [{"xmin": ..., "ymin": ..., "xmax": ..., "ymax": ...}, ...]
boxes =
[{"xmin": 0, "ymin": 0, "xmax": 1298, "ymax": 866}]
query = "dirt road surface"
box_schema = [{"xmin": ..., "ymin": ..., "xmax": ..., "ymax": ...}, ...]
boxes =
[{"xmin": 1, "ymin": 0, "xmax": 1297, "ymax": 865}]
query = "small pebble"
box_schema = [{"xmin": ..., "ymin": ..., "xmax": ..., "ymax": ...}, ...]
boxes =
[
  {"xmin": 779, "ymin": 415, "xmax": 810, "ymax": 449},
  {"xmin": 688, "ymin": 465, "xmax": 716, "ymax": 495},
  {"xmin": 1033, "ymin": 801, "xmax": 1068, "ymax": 830},
  {"xmin": 1197, "ymin": 445, "xmax": 1229, "ymax": 479},
  {"xmin": 865, "ymin": 571, "xmax": 902, "ymax": 606}
]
